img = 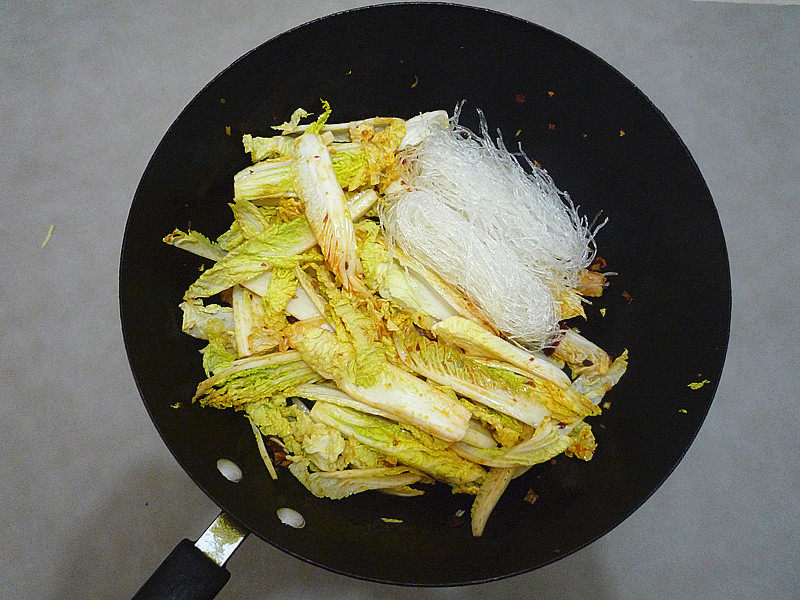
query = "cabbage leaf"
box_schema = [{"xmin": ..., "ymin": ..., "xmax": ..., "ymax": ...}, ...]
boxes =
[
  {"xmin": 454, "ymin": 420, "xmax": 583, "ymax": 468},
  {"xmin": 184, "ymin": 218, "xmax": 322, "ymax": 299},
  {"xmin": 286, "ymin": 320, "xmax": 470, "ymax": 442},
  {"xmin": 163, "ymin": 229, "xmax": 226, "ymax": 261},
  {"xmin": 192, "ymin": 351, "xmax": 320, "ymax": 409},
  {"xmin": 288, "ymin": 461, "xmax": 426, "ymax": 500},
  {"xmin": 309, "ymin": 401, "xmax": 485, "ymax": 490},
  {"xmin": 431, "ymin": 316, "xmax": 572, "ymax": 388},
  {"xmin": 395, "ymin": 326, "xmax": 598, "ymax": 426}
]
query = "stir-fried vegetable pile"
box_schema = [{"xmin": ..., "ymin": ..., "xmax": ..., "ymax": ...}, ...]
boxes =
[{"xmin": 164, "ymin": 102, "xmax": 627, "ymax": 536}]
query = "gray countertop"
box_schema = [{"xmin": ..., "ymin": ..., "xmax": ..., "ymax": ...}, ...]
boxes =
[{"xmin": 2, "ymin": 1, "xmax": 798, "ymax": 598}]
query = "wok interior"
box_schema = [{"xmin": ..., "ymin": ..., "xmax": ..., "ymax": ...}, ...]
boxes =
[{"xmin": 120, "ymin": 4, "xmax": 730, "ymax": 585}]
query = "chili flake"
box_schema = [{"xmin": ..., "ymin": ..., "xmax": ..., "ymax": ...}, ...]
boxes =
[
  {"xmin": 515, "ymin": 93, "xmax": 526, "ymax": 104},
  {"xmin": 589, "ymin": 256, "xmax": 607, "ymax": 271},
  {"xmin": 411, "ymin": 75, "xmax": 419, "ymax": 88},
  {"xmin": 547, "ymin": 91, "xmax": 555, "ymax": 98},
  {"xmin": 548, "ymin": 123, "xmax": 556, "ymax": 131}
]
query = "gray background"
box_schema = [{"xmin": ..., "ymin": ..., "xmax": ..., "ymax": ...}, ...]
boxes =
[{"xmin": 2, "ymin": 1, "xmax": 798, "ymax": 598}]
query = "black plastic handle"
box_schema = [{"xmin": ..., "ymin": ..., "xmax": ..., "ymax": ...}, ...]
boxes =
[{"xmin": 132, "ymin": 539, "xmax": 231, "ymax": 600}]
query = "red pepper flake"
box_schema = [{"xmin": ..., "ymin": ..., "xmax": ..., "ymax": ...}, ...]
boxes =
[
  {"xmin": 261, "ymin": 262, "xmax": 267, "ymax": 267},
  {"xmin": 529, "ymin": 357, "xmax": 536, "ymax": 361},
  {"xmin": 515, "ymin": 93, "xmax": 526, "ymax": 104},
  {"xmin": 549, "ymin": 458, "xmax": 557, "ymax": 465},
  {"xmin": 525, "ymin": 381, "xmax": 537, "ymax": 388},
  {"xmin": 411, "ymin": 75, "xmax": 419, "ymax": 88},
  {"xmin": 248, "ymin": 169, "xmax": 254, "ymax": 174},
  {"xmin": 619, "ymin": 130, "xmax": 626, "ymax": 136},
  {"xmin": 447, "ymin": 512, "xmax": 467, "ymax": 527},
  {"xmin": 547, "ymin": 91, "xmax": 555, "ymax": 98},
  {"xmin": 314, "ymin": 155, "xmax": 320, "ymax": 158},
  {"xmin": 224, "ymin": 126, "xmax": 231, "ymax": 136},
  {"xmin": 548, "ymin": 123, "xmax": 556, "ymax": 131},
  {"xmin": 589, "ymin": 256, "xmax": 606, "ymax": 271},
  {"xmin": 523, "ymin": 489, "xmax": 538, "ymax": 504},
  {"xmin": 392, "ymin": 439, "xmax": 399, "ymax": 446},
  {"xmin": 622, "ymin": 290, "xmax": 634, "ymax": 304}
]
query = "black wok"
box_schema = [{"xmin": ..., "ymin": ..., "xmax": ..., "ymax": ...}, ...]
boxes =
[{"xmin": 120, "ymin": 3, "xmax": 731, "ymax": 595}]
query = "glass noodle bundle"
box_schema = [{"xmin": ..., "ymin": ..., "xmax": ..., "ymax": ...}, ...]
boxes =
[{"xmin": 380, "ymin": 104, "xmax": 602, "ymax": 349}]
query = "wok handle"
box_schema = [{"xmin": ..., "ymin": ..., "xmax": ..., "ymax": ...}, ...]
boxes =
[{"xmin": 132, "ymin": 538, "xmax": 230, "ymax": 600}]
